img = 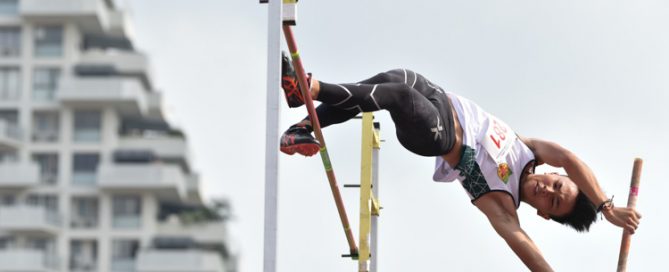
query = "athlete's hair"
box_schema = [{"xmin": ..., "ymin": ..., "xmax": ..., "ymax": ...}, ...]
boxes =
[{"xmin": 550, "ymin": 190, "xmax": 597, "ymax": 232}]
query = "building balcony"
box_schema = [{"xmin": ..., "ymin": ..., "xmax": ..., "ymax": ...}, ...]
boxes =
[
  {"xmin": 58, "ymin": 77, "xmax": 148, "ymax": 116},
  {"xmin": 110, "ymin": 259, "xmax": 136, "ymax": 271},
  {"xmin": 108, "ymin": 9, "xmax": 135, "ymax": 40},
  {"xmin": 79, "ymin": 50, "xmax": 154, "ymax": 90},
  {"xmin": 79, "ymin": 50, "xmax": 150, "ymax": 77},
  {"xmin": 0, "ymin": 205, "xmax": 61, "ymax": 235},
  {"xmin": 186, "ymin": 174, "xmax": 202, "ymax": 203},
  {"xmin": 0, "ymin": 162, "xmax": 39, "ymax": 190},
  {"xmin": 118, "ymin": 136, "xmax": 192, "ymax": 171},
  {"xmin": 157, "ymin": 219, "xmax": 229, "ymax": 246},
  {"xmin": 0, "ymin": 119, "xmax": 21, "ymax": 151},
  {"xmin": 137, "ymin": 249, "xmax": 226, "ymax": 272},
  {"xmin": 0, "ymin": 249, "xmax": 59, "ymax": 272},
  {"xmin": 112, "ymin": 215, "xmax": 141, "ymax": 229},
  {"xmin": 20, "ymin": 0, "xmax": 112, "ymax": 34},
  {"xmin": 99, "ymin": 163, "xmax": 187, "ymax": 200},
  {"xmin": 146, "ymin": 92, "xmax": 165, "ymax": 120}
]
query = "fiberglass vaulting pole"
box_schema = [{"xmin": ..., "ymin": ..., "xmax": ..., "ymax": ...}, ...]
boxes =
[
  {"xmin": 616, "ymin": 158, "xmax": 643, "ymax": 272},
  {"xmin": 282, "ymin": 25, "xmax": 359, "ymax": 257}
]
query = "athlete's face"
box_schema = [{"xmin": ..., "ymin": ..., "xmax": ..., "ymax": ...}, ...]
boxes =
[{"xmin": 521, "ymin": 173, "xmax": 579, "ymax": 218}]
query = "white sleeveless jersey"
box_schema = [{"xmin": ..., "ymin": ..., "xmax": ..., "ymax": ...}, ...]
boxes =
[{"xmin": 433, "ymin": 92, "xmax": 535, "ymax": 208}]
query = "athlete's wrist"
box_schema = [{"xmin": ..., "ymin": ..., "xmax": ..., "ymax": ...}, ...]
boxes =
[{"xmin": 596, "ymin": 196, "xmax": 614, "ymax": 213}]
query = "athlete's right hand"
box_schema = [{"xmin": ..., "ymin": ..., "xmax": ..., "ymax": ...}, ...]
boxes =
[{"xmin": 603, "ymin": 206, "xmax": 642, "ymax": 234}]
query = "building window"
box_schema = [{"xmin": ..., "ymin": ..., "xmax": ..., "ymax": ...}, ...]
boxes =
[
  {"xmin": 0, "ymin": 194, "xmax": 15, "ymax": 206},
  {"xmin": 27, "ymin": 237, "xmax": 55, "ymax": 252},
  {"xmin": 0, "ymin": 236, "xmax": 15, "ymax": 249},
  {"xmin": 0, "ymin": 67, "xmax": 20, "ymax": 100},
  {"xmin": 111, "ymin": 239, "xmax": 139, "ymax": 272},
  {"xmin": 26, "ymin": 194, "xmax": 58, "ymax": 211},
  {"xmin": 25, "ymin": 194, "xmax": 60, "ymax": 227},
  {"xmin": 33, "ymin": 68, "xmax": 60, "ymax": 101},
  {"xmin": 27, "ymin": 237, "xmax": 57, "ymax": 268},
  {"xmin": 70, "ymin": 240, "xmax": 98, "ymax": 271},
  {"xmin": 71, "ymin": 197, "xmax": 98, "ymax": 229},
  {"xmin": 73, "ymin": 110, "xmax": 101, "ymax": 142},
  {"xmin": 0, "ymin": 0, "xmax": 18, "ymax": 15},
  {"xmin": 0, "ymin": 27, "xmax": 20, "ymax": 57},
  {"xmin": 32, "ymin": 111, "xmax": 59, "ymax": 142},
  {"xmin": 72, "ymin": 153, "xmax": 99, "ymax": 186},
  {"xmin": 34, "ymin": 26, "xmax": 63, "ymax": 57},
  {"xmin": 26, "ymin": 194, "xmax": 58, "ymax": 212},
  {"xmin": 0, "ymin": 151, "xmax": 17, "ymax": 163},
  {"xmin": 0, "ymin": 110, "xmax": 19, "ymax": 141},
  {"xmin": 32, "ymin": 153, "xmax": 58, "ymax": 185},
  {"xmin": 112, "ymin": 195, "xmax": 141, "ymax": 229}
]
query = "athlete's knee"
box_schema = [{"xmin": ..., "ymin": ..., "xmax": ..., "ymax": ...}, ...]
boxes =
[
  {"xmin": 375, "ymin": 83, "xmax": 417, "ymax": 107},
  {"xmin": 385, "ymin": 69, "xmax": 411, "ymax": 82},
  {"xmin": 366, "ymin": 71, "xmax": 394, "ymax": 83}
]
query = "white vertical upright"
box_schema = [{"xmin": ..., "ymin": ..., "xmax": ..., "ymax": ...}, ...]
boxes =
[{"xmin": 263, "ymin": 0, "xmax": 282, "ymax": 272}]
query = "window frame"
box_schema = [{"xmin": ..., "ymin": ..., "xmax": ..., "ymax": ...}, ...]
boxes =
[
  {"xmin": 0, "ymin": 26, "xmax": 21, "ymax": 57},
  {"xmin": 33, "ymin": 25, "xmax": 64, "ymax": 57}
]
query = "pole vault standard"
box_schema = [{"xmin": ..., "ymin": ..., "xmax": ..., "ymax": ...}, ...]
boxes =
[
  {"xmin": 356, "ymin": 114, "xmax": 382, "ymax": 272},
  {"xmin": 616, "ymin": 158, "xmax": 643, "ymax": 272},
  {"xmin": 262, "ymin": 0, "xmax": 282, "ymax": 271},
  {"xmin": 263, "ymin": 2, "xmax": 375, "ymax": 270}
]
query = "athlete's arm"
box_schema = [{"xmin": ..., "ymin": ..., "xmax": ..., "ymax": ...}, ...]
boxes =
[
  {"xmin": 520, "ymin": 137, "xmax": 641, "ymax": 233},
  {"xmin": 475, "ymin": 192, "xmax": 554, "ymax": 272}
]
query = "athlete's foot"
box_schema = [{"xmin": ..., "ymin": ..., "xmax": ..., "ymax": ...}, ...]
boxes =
[
  {"xmin": 281, "ymin": 51, "xmax": 312, "ymax": 108},
  {"xmin": 280, "ymin": 123, "xmax": 320, "ymax": 156}
]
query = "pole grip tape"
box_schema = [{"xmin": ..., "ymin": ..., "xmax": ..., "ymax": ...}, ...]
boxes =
[
  {"xmin": 320, "ymin": 147, "xmax": 332, "ymax": 171},
  {"xmin": 629, "ymin": 186, "xmax": 639, "ymax": 197}
]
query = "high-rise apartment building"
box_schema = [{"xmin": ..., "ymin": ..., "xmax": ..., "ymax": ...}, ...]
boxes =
[{"xmin": 0, "ymin": 1, "xmax": 236, "ymax": 271}]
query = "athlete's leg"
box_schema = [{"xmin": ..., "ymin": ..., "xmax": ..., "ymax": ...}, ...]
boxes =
[
  {"xmin": 296, "ymin": 69, "xmax": 438, "ymax": 129},
  {"xmin": 314, "ymin": 79, "xmax": 454, "ymax": 156},
  {"xmin": 281, "ymin": 65, "xmax": 455, "ymax": 157},
  {"xmin": 285, "ymin": 69, "xmax": 454, "ymax": 157}
]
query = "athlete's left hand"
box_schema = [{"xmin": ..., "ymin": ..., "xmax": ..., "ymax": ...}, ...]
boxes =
[{"xmin": 603, "ymin": 207, "xmax": 642, "ymax": 234}]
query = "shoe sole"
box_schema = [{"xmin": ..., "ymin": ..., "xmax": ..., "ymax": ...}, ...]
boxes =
[{"xmin": 280, "ymin": 143, "xmax": 320, "ymax": 157}]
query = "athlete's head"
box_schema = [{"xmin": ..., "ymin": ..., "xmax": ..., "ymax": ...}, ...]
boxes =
[{"xmin": 521, "ymin": 173, "xmax": 597, "ymax": 232}]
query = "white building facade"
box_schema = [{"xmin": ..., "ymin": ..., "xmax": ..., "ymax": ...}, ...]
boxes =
[{"xmin": 0, "ymin": 1, "xmax": 236, "ymax": 271}]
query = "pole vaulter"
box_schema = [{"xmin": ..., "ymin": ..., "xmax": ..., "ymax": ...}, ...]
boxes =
[{"xmin": 267, "ymin": 1, "xmax": 644, "ymax": 271}]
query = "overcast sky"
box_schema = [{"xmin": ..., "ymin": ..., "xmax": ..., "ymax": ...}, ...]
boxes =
[{"xmin": 124, "ymin": 1, "xmax": 668, "ymax": 271}]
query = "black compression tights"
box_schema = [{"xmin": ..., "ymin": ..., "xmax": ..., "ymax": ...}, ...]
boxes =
[{"xmin": 303, "ymin": 69, "xmax": 456, "ymax": 157}]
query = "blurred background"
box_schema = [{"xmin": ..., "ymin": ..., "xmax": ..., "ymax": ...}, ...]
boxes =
[
  {"xmin": 0, "ymin": 0, "xmax": 236, "ymax": 271},
  {"xmin": 1, "ymin": 0, "xmax": 668, "ymax": 272}
]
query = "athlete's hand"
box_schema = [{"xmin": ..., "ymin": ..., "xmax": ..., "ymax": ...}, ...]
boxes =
[{"xmin": 603, "ymin": 207, "xmax": 642, "ymax": 234}]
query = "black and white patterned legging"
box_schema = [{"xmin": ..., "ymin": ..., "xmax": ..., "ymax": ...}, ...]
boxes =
[{"xmin": 304, "ymin": 69, "xmax": 456, "ymax": 157}]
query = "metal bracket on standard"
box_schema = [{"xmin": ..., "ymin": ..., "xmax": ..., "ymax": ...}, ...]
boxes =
[
  {"xmin": 370, "ymin": 194, "xmax": 381, "ymax": 216},
  {"xmin": 341, "ymin": 251, "xmax": 360, "ymax": 260},
  {"xmin": 341, "ymin": 252, "xmax": 372, "ymax": 260}
]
